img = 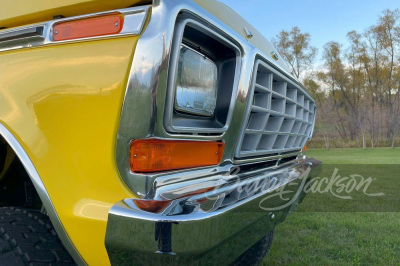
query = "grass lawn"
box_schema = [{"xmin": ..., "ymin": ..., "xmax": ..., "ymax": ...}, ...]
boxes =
[
  {"xmin": 262, "ymin": 148, "xmax": 400, "ymax": 265},
  {"xmin": 306, "ymin": 148, "xmax": 400, "ymax": 164}
]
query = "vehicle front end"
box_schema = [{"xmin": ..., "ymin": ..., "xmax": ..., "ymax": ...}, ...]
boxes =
[
  {"xmin": 0, "ymin": 0, "xmax": 320, "ymax": 265},
  {"xmin": 106, "ymin": 0, "xmax": 320, "ymax": 264}
]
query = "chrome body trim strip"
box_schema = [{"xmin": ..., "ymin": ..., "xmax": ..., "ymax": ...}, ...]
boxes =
[
  {"xmin": 105, "ymin": 158, "xmax": 322, "ymax": 265},
  {"xmin": 153, "ymin": 158, "xmax": 306, "ymax": 203},
  {"xmin": 0, "ymin": 6, "xmax": 150, "ymax": 52},
  {"xmin": 152, "ymin": 152, "xmax": 303, "ymax": 199},
  {"xmin": 0, "ymin": 123, "xmax": 85, "ymax": 265},
  {"xmin": 0, "ymin": 26, "xmax": 45, "ymax": 42},
  {"xmin": 233, "ymin": 150, "xmax": 301, "ymax": 165},
  {"xmin": 115, "ymin": 0, "xmax": 316, "ymax": 198},
  {"xmin": 0, "ymin": 25, "xmax": 48, "ymax": 52}
]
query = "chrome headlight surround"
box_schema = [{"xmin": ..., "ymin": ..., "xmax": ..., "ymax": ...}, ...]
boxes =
[{"xmin": 164, "ymin": 16, "xmax": 242, "ymax": 134}]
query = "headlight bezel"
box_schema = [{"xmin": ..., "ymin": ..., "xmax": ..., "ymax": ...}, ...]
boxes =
[{"xmin": 164, "ymin": 16, "xmax": 242, "ymax": 134}]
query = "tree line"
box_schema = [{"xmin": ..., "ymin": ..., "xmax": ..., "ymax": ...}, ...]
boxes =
[{"xmin": 273, "ymin": 9, "xmax": 400, "ymax": 149}]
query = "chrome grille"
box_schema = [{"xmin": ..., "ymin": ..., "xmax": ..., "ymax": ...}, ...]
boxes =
[{"xmin": 237, "ymin": 59, "xmax": 316, "ymax": 158}]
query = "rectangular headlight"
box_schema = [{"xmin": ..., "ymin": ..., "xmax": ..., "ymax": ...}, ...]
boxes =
[{"xmin": 175, "ymin": 45, "xmax": 218, "ymax": 116}]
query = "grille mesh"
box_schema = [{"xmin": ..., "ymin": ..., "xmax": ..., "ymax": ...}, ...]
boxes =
[{"xmin": 237, "ymin": 60, "xmax": 316, "ymax": 158}]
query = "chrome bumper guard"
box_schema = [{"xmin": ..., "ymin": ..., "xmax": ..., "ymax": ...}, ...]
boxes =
[{"xmin": 105, "ymin": 158, "xmax": 321, "ymax": 265}]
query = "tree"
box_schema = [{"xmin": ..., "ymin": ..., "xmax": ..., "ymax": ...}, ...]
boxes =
[
  {"xmin": 304, "ymin": 77, "xmax": 333, "ymax": 149},
  {"xmin": 273, "ymin": 9, "xmax": 400, "ymax": 149},
  {"xmin": 319, "ymin": 42, "xmax": 352, "ymax": 140},
  {"xmin": 375, "ymin": 9, "xmax": 400, "ymax": 148},
  {"xmin": 272, "ymin": 27, "xmax": 317, "ymax": 79}
]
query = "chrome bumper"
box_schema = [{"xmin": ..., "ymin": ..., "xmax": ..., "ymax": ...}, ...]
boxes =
[{"xmin": 105, "ymin": 158, "xmax": 321, "ymax": 265}]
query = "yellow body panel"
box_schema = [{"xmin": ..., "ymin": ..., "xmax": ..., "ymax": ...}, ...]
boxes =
[
  {"xmin": 0, "ymin": 38, "xmax": 139, "ymax": 265},
  {"xmin": 0, "ymin": 0, "xmax": 150, "ymax": 28}
]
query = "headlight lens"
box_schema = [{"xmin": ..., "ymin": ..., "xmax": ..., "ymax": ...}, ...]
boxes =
[{"xmin": 175, "ymin": 45, "xmax": 218, "ymax": 116}]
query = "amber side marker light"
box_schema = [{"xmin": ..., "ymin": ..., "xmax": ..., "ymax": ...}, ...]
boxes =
[
  {"xmin": 52, "ymin": 14, "xmax": 124, "ymax": 41},
  {"xmin": 129, "ymin": 139, "xmax": 225, "ymax": 173}
]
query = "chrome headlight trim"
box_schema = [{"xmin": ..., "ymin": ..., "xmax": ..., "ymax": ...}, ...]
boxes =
[{"xmin": 164, "ymin": 17, "xmax": 242, "ymax": 134}]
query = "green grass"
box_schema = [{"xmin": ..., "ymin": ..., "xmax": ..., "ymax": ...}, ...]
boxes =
[
  {"xmin": 262, "ymin": 148, "xmax": 400, "ymax": 265},
  {"xmin": 306, "ymin": 148, "xmax": 400, "ymax": 164}
]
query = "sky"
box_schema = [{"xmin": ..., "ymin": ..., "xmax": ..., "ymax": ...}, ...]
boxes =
[{"xmin": 218, "ymin": 0, "xmax": 400, "ymax": 65}]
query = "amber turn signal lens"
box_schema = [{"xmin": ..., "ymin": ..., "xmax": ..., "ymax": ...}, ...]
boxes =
[
  {"xmin": 302, "ymin": 144, "xmax": 307, "ymax": 152},
  {"xmin": 133, "ymin": 199, "xmax": 171, "ymax": 213},
  {"xmin": 129, "ymin": 139, "xmax": 225, "ymax": 173},
  {"xmin": 53, "ymin": 14, "xmax": 123, "ymax": 41}
]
